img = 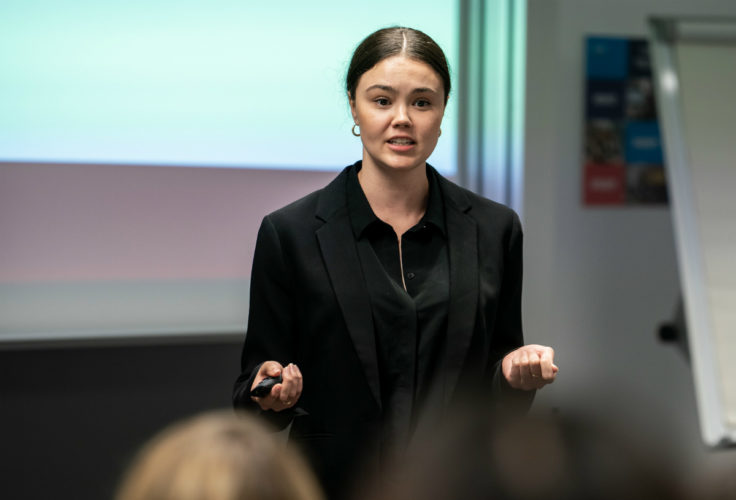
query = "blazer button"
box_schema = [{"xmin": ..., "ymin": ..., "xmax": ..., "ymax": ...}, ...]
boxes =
[{"xmin": 406, "ymin": 272, "xmax": 416, "ymax": 280}]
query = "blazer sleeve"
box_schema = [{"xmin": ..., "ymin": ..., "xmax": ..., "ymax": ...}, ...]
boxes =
[
  {"xmin": 232, "ymin": 215, "xmax": 298, "ymax": 429},
  {"xmin": 489, "ymin": 212, "xmax": 535, "ymax": 410}
]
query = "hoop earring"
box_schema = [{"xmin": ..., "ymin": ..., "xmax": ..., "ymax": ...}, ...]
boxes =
[{"xmin": 351, "ymin": 124, "xmax": 360, "ymax": 137}]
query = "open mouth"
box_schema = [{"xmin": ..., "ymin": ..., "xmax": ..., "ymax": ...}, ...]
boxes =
[{"xmin": 388, "ymin": 138, "xmax": 416, "ymax": 145}]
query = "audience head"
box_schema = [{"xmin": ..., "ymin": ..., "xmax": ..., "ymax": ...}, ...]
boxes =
[
  {"xmin": 116, "ymin": 410, "xmax": 324, "ymax": 500},
  {"xmin": 361, "ymin": 401, "xmax": 691, "ymax": 500}
]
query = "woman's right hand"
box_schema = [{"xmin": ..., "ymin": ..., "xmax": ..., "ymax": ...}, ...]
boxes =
[{"xmin": 250, "ymin": 361, "xmax": 303, "ymax": 412}]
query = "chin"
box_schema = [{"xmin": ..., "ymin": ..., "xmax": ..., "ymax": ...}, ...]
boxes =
[
  {"xmin": 384, "ymin": 162, "xmax": 424, "ymax": 173},
  {"xmin": 382, "ymin": 156, "xmax": 426, "ymax": 171},
  {"xmin": 364, "ymin": 150, "xmax": 428, "ymax": 173}
]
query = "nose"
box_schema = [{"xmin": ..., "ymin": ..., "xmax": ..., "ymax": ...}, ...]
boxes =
[{"xmin": 392, "ymin": 103, "xmax": 411, "ymax": 127}]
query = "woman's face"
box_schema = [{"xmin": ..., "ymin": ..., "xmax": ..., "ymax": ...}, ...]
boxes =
[{"xmin": 349, "ymin": 55, "xmax": 446, "ymax": 175}]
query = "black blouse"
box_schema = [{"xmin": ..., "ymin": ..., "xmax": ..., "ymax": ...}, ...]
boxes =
[{"xmin": 346, "ymin": 165, "xmax": 450, "ymax": 456}]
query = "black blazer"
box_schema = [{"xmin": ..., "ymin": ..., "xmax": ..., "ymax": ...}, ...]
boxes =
[{"xmin": 233, "ymin": 163, "xmax": 530, "ymax": 497}]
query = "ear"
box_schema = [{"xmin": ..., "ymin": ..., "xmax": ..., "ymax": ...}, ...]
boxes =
[{"xmin": 348, "ymin": 92, "xmax": 358, "ymax": 123}]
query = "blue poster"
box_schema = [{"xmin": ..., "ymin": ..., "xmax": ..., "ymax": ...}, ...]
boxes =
[
  {"xmin": 583, "ymin": 36, "xmax": 668, "ymax": 206},
  {"xmin": 625, "ymin": 122, "xmax": 663, "ymax": 164},
  {"xmin": 586, "ymin": 37, "xmax": 628, "ymax": 79}
]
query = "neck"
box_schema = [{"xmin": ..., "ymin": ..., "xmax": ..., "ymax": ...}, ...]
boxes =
[{"xmin": 357, "ymin": 160, "xmax": 429, "ymax": 235}]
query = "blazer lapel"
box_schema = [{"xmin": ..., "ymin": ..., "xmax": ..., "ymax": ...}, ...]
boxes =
[
  {"xmin": 312, "ymin": 165, "xmax": 479, "ymax": 410},
  {"xmin": 439, "ymin": 175, "xmax": 479, "ymax": 405},
  {"xmin": 315, "ymin": 166, "xmax": 382, "ymax": 409}
]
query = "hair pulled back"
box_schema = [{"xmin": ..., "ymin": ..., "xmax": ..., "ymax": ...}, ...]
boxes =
[{"xmin": 346, "ymin": 27, "xmax": 451, "ymax": 102}]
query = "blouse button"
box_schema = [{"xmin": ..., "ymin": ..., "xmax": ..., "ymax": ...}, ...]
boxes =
[{"xmin": 406, "ymin": 272, "xmax": 416, "ymax": 280}]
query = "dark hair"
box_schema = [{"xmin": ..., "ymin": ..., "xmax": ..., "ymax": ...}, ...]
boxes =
[{"xmin": 346, "ymin": 27, "xmax": 451, "ymax": 103}]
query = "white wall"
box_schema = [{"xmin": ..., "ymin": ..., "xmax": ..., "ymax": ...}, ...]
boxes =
[{"xmin": 523, "ymin": 0, "xmax": 736, "ymax": 475}]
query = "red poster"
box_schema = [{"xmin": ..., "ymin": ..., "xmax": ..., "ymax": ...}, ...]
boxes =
[{"xmin": 583, "ymin": 164, "xmax": 626, "ymax": 205}]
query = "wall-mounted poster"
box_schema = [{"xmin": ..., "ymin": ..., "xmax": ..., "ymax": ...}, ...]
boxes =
[{"xmin": 583, "ymin": 36, "xmax": 668, "ymax": 206}]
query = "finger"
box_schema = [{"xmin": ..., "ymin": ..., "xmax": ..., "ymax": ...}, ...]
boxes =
[
  {"xmin": 518, "ymin": 349, "xmax": 532, "ymax": 387},
  {"xmin": 257, "ymin": 361, "xmax": 283, "ymax": 383},
  {"xmin": 293, "ymin": 364, "xmax": 303, "ymax": 397},
  {"xmin": 260, "ymin": 385, "xmax": 282, "ymax": 411},
  {"xmin": 528, "ymin": 351, "xmax": 542, "ymax": 379},
  {"xmin": 252, "ymin": 362, "xmax": 281, "ymax": 395},
  {"xmin": 508, "ymin": 364, "xmax": 521, "ymax": 388},
  {"xmin": 504, "ymin": 349, "xmax": 531, "ymax": 389},
  {"xmin": 266, "ymin": 362, "xmax": 283, "ymax": 378},
  {"xmin": 287, "ymin": 364, "xmax": 300, "ymax": 399},
  {"xmin": 539, "ymin": 350, "xmax": 556, "ymax": 379},
  {"xmin": 277, "ymin": 365, "xmax": 291, "ymax": 404},
  {"xmin": 280, "ymin": 364, "xmax": 298, "ymax": 405},
  {"xmin": 531, "ymin": 344, "xmax": 550, "ymax": 355}
]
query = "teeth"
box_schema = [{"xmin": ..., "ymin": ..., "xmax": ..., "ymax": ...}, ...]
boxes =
[{"xmin": 389, "ymin": 138, "xmax": 414, "ymax": 145}]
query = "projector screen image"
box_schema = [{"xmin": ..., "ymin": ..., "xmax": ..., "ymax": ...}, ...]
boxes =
[
  {"xmin": 0, "ymin": 1, "xmax": 459, "ymax": 344},
  {"xmin": 0, "ymin": 1, "xmax": 457, "ymax": 174}
]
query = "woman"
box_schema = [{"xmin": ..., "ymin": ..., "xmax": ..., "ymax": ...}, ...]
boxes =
[{"xmin": 233, "ymin": 26, "xmax": 557, "ymax": 499}]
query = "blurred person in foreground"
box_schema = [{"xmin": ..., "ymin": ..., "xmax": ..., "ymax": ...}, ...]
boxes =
[
  {"xmin": 116, "ymin": 410, "xmax": 324, "ymax": 500},
  {"xmin": 357, "ymin": 399, "xmax": 693, "ymax": 500}
]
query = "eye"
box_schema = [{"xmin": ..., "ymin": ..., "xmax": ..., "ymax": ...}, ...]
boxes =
[
  {"xmin": 414, "ymin": 98, "xmax": 432, "ymax": 108},
  {"xmin": 374, "ymin": 97, "xmax": 390, "ymax": 106}
]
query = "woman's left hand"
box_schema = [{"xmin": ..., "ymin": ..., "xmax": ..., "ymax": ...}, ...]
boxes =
[{"xmin": 502, "ymin": 344, "xmax": 558, "ymax": 391}]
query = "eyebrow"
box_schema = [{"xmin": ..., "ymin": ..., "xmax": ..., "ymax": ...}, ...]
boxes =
[{"xmin": 364, "ymin": 84, "xmax": 438, "ymax": 94}]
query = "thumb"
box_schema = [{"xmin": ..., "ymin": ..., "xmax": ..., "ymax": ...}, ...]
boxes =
[
  {"xmin": 268, "ymin": 365, "xmax": 282, "ymax": 377},
  {"xmin": 262, "ymin": 361, "xmax": 282, "ymax": 378}
]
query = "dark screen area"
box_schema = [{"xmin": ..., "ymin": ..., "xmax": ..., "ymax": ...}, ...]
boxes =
[{"xmin": 0, "ymin": 340, "xmax": 242, "ymax": 500}]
